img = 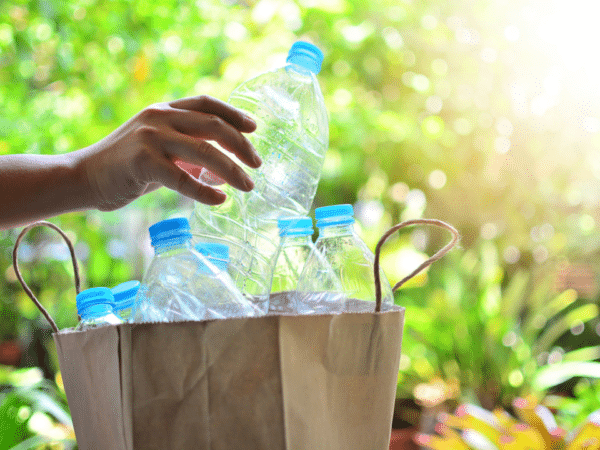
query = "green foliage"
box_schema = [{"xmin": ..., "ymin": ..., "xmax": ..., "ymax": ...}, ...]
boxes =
[
  {"xmin": 0, "ymin": 366, "xmax": 75, "ymax": 450},
  {"xmin": 397, "ymin": 241, "xmax": 599, "ymax": 410},
  {"xmin": 1, "ymin": 0, "xmax": 600, "ymax": 445},
  {"xmin": 546, "ymin": 379, "xmax": 600, "ymax": 431}
]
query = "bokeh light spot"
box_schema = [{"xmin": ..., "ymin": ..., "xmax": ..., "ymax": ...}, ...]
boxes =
[
  {"xmin": 504, "ymin": 24, "xmax": 520, "ymax": 42},
  {"xmin": 503, "ymin": 246, "xmax": 521, "ymax": 264},
  {"xmin": 382, "ymin": 27, "xmax": 403, "ymax": 49},
  {"xmin": 571, "ymin": 320, "xmax": 585, "ymax": 336},
  {"xmin": 508, "ymin": 369, "xmax": 524, "ymax": 387},
  {"xmin": 421, "ymin": 15, "xmax": 438, "ymax": 30},
  {"xmin": 422, "ymin": 115, "xmax": 444, "ymax": 136},
  {"xmin": 494, "ymin": 136, "xmax": 511, "ymax": 154},
  {"xmin": 425, "ymin": 95, "xmax": 443, "ymax": 113},
  {"xmin": 428, "ymin": 170, "xmax": 447, "ymax": 189},
  {"xmin": 412, "ymin": 74, "xmax": 430, "ymax": 92},
  {"xmin": 389, "ymin": 182, "xmax": 409, "ymax": 203}
]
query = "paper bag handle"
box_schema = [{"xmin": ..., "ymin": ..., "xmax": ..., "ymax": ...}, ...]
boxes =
[
  {"xmin": 373, "ymin": 219, "xmax": 459, "ymax": 312},
  {"xmin": 12, "ymin": 221, "xmax": 82, "ymax": 333}
]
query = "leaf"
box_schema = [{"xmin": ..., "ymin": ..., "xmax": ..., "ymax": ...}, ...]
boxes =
[
  {"xmin": 7, "ymin": 436, "xmax": 47, "ymax": 450},
  {"xmin": 0, "ymin": 393, "xmax": 32, "ymax": 449},
  {"xmin": 533, "ymin": 362, "xmax": 600, "ymax": 391},
  {"xmin": 500, "ymin": 269, "xmax": 529, "ymax": 320},
  {"xmin": 533, "ymin": 303, "xmax": 599, "ymax": 356},
  {"xmin": 19, "ymin": 389, "xmax": 73, "ymax": 427},
  {"xmin": 524, "ymin": 289, "xmax": 578, "ymax": 337},
  {"xmin": 8, "ymin": 435, "xmax": 76, "ymax": 450},
  {"xmin": 563, "ymin": 346, "xmax": 600, "ymax": 363}
]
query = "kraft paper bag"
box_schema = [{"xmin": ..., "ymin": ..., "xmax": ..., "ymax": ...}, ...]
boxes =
[
  {"xmin": 13, "ymin": 219, "xmax": 457, "ymax": 450},
  {"xmin": 52, "ymin": 303, "xmax": 404, "ymax": 450}
]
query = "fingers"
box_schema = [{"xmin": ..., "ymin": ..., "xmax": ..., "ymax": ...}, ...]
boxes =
[
  {"xmin": 144, "ymin": 155, "xmax": 226, "ymax": 205},
  {"xmin": 165, "ymin": 108, "xmax": 261, "ymax": 169},
  {"xmin": 169, "ymin": 109, "xmax": 261, "ymax": 169},
  {"xmin": 154, "ymin": 129, "xmax": 255, "ymax": 193},
  {"xmin": 169, "ymin": 95, "xmax": 257, "ymax": 133}
]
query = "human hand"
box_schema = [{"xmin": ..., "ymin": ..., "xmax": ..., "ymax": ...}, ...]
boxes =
[{"xmin": 74, "ymin": 95, "xmax": 261, "ymax": 211}]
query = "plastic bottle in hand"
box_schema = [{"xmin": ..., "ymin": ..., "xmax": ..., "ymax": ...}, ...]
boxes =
[
  {"xmin": 269, "ymin": 217, "xmax": 316, "ymax": 314},
  {"xmin": 75, "ymin": 287, "xmax": 123, "ymax": 331},
  {"xmin": 190, "ymin": 41, "xmax": 329, "ymax": 308},
  {"xmin": 194, "ymin": 242, "xmax": 262, "ymax": 318},
  {"xmin": 295, "ymin": 204, "xmax": 394, "ymax": 314},
  {"xmin": 132, "ymin": 218, "xmax": 261, "ymax": 323},
  {"xmin": 110, "ymin": 280, "xmax": 140, "ymax": 322}
]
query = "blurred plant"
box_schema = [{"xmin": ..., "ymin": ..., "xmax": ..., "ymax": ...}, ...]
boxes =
[
  {"xmin": 397, "ymin": 240, "xmax": 599, "ymax": 411},
  {"xmin": 0, "ymin": 366, "xmax": 76, "ymax": 450},
  {"xmin": 544, "ymin": 378, "xmax": 600, "ymax": 433},
  {"xmin": 416, "ymin": 397, "xmax": 600, "ymax": 449}
]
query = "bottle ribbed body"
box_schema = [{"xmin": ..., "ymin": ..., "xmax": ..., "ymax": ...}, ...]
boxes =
[
  {"xmin": 295, "ymin": 206, "xmax": 394, "ymax": 314},
  {"xmin": 191, "ymin": 43, "xmax": 328, "ymax": 307},
  {"xmin": 133, "ymin": 219, "xmax": 262, "ymax": 322}
]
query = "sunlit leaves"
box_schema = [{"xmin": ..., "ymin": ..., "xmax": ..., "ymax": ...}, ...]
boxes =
[{"xmin": 0, "ymin": 0, "xmax": 599, "ymax": 427}]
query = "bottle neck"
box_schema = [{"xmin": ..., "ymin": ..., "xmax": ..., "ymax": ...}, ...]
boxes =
[
  {"xmin": 285, "ymin": 63, "xmax": 316, "ymax": 81},
  {"xmin": 113, "ymin": 297, "xmax": 135, "ymax": 312},
  {"xmin": 281, "ymin": 234, "xmax": 313, "ymax": 246},
  {"xmin": 80, "ymin": 303, "xmax": 114, "ymax": 319},
  {"xmin": 317, "ymin": 223, "xmax": 355, "ymax": 238},
  {"xmin": 153, "ymin": 237, "xmax": 192, "ymax": 255}
]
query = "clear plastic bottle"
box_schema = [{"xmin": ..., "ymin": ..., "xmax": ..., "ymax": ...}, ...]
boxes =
[
  {"xmin": 193, "ymin": 241, "xmax": 262, "ymax": 318},
  {"xmin": 75, "ymin": 287, "xmax": 123, "ymax": 331},
  {"xmin": 295, "ymin": 204, "xmax": 394, "ymax": 314},
  {"xmin": 132, "ymin": 217, "xmax": 261, "ymax": 323},
  {"xmin": 194, "ymin": 242, "xmax": 229, "ymax": 272},
  {"xmin": 269, "ymin": 216, "xmax": 316, "ymax": 314},
  {"xmin": 111, "ymin": 280, "xmax": 140, "ymax": 322},
  {"xmin": 190, "ymin": 41, "xmax": 329, "ymax": 308}
]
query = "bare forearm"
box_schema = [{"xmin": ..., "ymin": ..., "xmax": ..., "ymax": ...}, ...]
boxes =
[
  {"xmin": 0, "ymin": 95, "xmax": 261, "ymax": 229},
  {"xmin": 0, "ymin": 152, "xmax": 95, "ymax": 229}
]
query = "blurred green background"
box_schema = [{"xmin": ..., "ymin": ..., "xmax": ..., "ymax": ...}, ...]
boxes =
[{"xmin": 1, "ymin": 0, "xmax": 600, "ymax": 447}]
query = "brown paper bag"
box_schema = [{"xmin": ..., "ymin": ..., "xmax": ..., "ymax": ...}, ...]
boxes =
[{"xmin": 13, "ymin": 219, "xmax": 458, "ymax": 450}]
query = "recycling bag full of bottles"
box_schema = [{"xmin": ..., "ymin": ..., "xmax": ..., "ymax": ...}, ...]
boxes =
[{"xmin": 12, "ymin": 41, "xmax": 459, "ymax": 450}]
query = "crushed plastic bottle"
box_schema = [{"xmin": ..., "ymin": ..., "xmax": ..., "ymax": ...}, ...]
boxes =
[
  {"xmin": 295, "ymin": 204, "xmax": 394, "ymax": 314},
  {"xmin": 75, "ymin": 287, "xmax": 123, "ymax": 331},
  {"xmin": 194, "ymin": 242, "xmax": 229, "ymax": 272},
  {"xmin": 190, "ymin": 41, "xmax": 329, "ymax": 308},
  {"xmin": 132, "ymin": 218, "xmax": 261, "ymax": 323},
  {"xmin": 192, "ymin": 241, "xmax": 263, "ymax": 317}
]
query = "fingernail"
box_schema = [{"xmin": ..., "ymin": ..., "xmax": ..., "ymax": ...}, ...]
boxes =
[
  {"xmin": 252, "ymin": 153, "xmax": 262, "ymax": 167},
  {"xmin": 244, "ymin": 114, "xmax": 256, "ymax": 127},
  {"xmin": 244, "ymin": 176, "xmax": 255, "ymax": 191},
  {"xmin": 213, "ymin": 189, "xmax": 226, "ymax": 203}
]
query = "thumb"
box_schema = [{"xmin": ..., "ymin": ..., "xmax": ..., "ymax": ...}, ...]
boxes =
[{"xmin": 142, "ymin": 182, "xmax": 162, "ymax": 195}]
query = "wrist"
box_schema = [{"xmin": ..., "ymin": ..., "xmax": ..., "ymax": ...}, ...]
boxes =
[{"xmin": 64, "ymin": 149, "xmax": 98, "ymax": 212}]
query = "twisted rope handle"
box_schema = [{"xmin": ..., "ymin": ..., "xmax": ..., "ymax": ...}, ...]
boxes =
[
  {"xmin": 374, "ymin": 219, "xmax": 459, "ymax": 312},
  {"xmin": 12, "ymin": 221, "xmax": 82, "ymax": 333}
]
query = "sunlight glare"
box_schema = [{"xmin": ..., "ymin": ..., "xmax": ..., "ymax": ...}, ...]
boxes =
[{"xmin": 535, "ymin": 0, "xmax": 600, "ymax": 96}]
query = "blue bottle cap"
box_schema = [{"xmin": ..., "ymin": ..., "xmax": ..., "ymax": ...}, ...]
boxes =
[
  {"xmin": 195, "ymin": 242, "xmax": 229, "ymax": 262},
  {"xmin": 286, "ymin": 41, "xmax": 324, "ymax": 74},
  {"xmin": 149, "ymin": 217, "xmax": 192, "ymax": 248},
  {"xmin": 76, "ymin": 287, "xmax": 114, "ymax": 313},
  {"xmin": 315, "ymin": 204, "xmax": 355, "ymax": 228},
  {"xmin": 111, "ymin": 280, "xmax": 140, "ymax": 311},
  {"xmin": 195, "ymin": 242, "xmax": 229, "ymax": 272},
  {"xmin": 277, "ymin": 216, "xmax": 313, "ymax": 237}
]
